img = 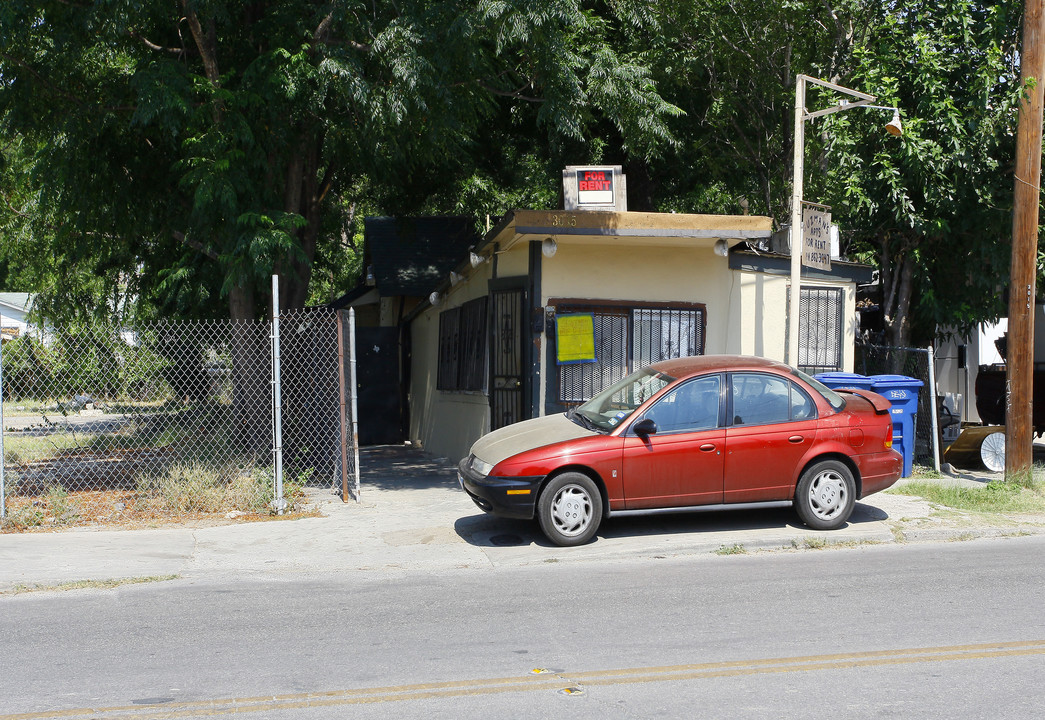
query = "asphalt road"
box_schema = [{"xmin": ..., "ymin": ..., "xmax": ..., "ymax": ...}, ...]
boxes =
[{"xmin": 2, "ymin": 537, "xmax": 1044, "ymax": 719}]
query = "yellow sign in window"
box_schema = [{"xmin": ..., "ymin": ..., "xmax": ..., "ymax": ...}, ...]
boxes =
[{"xmin": 556, "ymin": 313, "xmax": 597, "ymax": 365}]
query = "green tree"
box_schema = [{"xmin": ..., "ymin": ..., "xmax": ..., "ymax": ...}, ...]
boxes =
[
  {"xmin": 816, "ymin": 0, "xmax": 1023, "ymax": 346},
  {"xmin": 619, "ymin": 0, "xmax": 873, "ymax": 216},
  {"xmin": 619, "ymin": 0, "xmax": 1022, "ymax": 345},
  {"xmin": 0, "ymin": 0, "xmax": 679, "ymax": 322}
]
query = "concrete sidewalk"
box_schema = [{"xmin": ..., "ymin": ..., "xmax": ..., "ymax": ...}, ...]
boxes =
[{"xmin": 2, "ymin": 445, "xmax": 1044, "ymax": 593}]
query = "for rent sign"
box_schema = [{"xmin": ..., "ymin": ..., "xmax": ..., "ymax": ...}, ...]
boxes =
[
  {"xmin": 802, "ymin": 204, "xmax": 832, "ymax": 271},
  {"xmin": 576, "ymin": 168, "xmax": 614, "ymax": 205}
]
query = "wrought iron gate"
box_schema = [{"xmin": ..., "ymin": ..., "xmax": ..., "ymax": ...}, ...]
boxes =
[{"xmin": 489, "ymin": 286, "xmax": 526, "ymax": 430}]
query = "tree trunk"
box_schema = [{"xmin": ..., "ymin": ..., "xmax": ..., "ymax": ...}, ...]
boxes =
[
  {"xmin": 883, "ymin": 248, "xmax": 915, "ymax": 374},
  {"xmin": 229, "ymin": 282, "xmax": 255, "ymax": 321},
  {"xmin": 283, "ymin": 133, "xmax": 325, "ymax": 311}
]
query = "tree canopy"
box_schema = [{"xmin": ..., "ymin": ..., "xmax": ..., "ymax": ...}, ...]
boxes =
[
  {"xmin": 817, "ymin": 0, "xmax": 1023, "ymax": 344},
  {"xmin": 0, "ymin": 0, "xmax": 678, "ymax": 322},
  {"xmin": 0, "ymin": 0, "xmax": 1033, "ymax": 344}
]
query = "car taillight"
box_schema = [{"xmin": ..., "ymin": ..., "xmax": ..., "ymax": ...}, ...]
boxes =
[{"xmin": 884, "ymin": 435, "xmax": 893, "ymax": 450}]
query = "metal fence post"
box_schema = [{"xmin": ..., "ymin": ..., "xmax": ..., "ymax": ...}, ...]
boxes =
[
  {"xmin": 349, "ymin": 307, "xmax": 360, "ymax": 501},
  {"xmin": 336, "ymin": 310, "xmax": 349, "ymax": 502},
  {"xmin": 271, "ymin": 275, "xmax": 286, "ymax": 514},
  {"xmin": 928, "ymin": 344, "xmax": 941, "ymax": 473},
  {"xmin": 1, "ymin": 336, "xmax": 6, "ymax": 520}
]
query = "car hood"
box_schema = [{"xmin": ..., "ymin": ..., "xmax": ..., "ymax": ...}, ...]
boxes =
[{"xmin": 470, "ymin": 413, "xmax": 597, "ymax": 467}]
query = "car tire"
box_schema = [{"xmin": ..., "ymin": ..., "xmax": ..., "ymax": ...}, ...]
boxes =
[
  {"xmin": 537, "ymin": 472, "xmax": 603, "ymax": 547},
  {"xmin": 794, "ymin": 460, "xmax": 856, "ymax": 530}
]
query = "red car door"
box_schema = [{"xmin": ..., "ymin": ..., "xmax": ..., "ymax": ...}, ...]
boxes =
[
  {"xmin": 621, "ymin": 374, "xmax": 725, "ymax": 508},
  {"xmin": 724, "ymin": 372, "xmax": 817, "ymax": 502}
]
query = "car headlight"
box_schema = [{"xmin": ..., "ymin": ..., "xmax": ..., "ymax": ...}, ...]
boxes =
[{"xmin": 470, "ymin": 455, "xmax": 495, "ymax": 477}]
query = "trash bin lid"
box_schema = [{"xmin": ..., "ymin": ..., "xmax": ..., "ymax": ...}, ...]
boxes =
[
  {"xmin": 814, "ymin": 372, "xmax": 875, "ymax": 387},
  {"xmin": 869, "ymin": 374, "xmax": 924, "ymax": 388}
]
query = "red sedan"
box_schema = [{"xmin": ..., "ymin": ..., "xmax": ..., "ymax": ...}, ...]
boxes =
[{"xmin": 458, "ymin": 355, "xmax": 902, "ymax": 546}]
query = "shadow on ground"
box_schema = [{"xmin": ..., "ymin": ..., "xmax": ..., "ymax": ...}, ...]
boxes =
[
  {"xmin": 454, "ymin": 500, "xmax": 890, "ymax": 549},
  {"xmin": 358, "ymin": 444, "xmax": 459, "ymax": 491}
]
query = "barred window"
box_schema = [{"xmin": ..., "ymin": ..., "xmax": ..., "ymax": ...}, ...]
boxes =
[
  {"xmin": 437, "ymin": 297, "xmax": 488, "ymax": 391},
  {"xmin": 793, "ymin": 286, "xmax": 843, "ymax": 374},
  {"xmin": 555, "ymin": 303, "xmax": 705, "ymax": 403}
]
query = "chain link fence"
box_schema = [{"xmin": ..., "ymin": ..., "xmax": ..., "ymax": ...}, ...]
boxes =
[
  {"xmin": 0, "ymin": 308, "xmax": 357, "ymax": 530},
  {"xmin": 854, "ymin": 342, "xmax": 935, "ymax": 469}
]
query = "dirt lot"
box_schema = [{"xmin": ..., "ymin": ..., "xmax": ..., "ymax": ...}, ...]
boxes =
[{"xmin": 1, "ymin": 488, "xmax": 322, "ymax": 533}]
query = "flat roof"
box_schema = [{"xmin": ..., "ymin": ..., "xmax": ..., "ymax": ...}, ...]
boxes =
[{"xmin": 482, "ymin": 209, "xmax": 773, "ymax": 252}]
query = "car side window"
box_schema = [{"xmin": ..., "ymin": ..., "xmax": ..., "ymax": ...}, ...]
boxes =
[
  {"xmin": 641, "ymin": 375, "xmax": 720, "ymax": 434},
  {"xmin": 790, "ymin": 384, "xmax": 816, "ymax": 421},
  {"xmin": 731, "ymin": 373, "xmax": 792, "ymax": 426}
]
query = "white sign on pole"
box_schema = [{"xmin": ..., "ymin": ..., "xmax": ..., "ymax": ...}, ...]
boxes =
[{"xmin": 802, "ymin": 204, "xmax": 832, "ymax": 270}]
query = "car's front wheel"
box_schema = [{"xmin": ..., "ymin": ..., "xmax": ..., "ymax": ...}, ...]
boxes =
[
  {"xmin": 794, "ymin": 459, "xmax": 856, "ymax": 530},
  {"xmin": 537, "ymin": 472, "xmax": 603, "ymax": 546}
]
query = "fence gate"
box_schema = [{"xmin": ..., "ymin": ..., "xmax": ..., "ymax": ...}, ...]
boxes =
[{"xmin": 489, "ymin": 286, "xmax": 526, "ymax": 431}]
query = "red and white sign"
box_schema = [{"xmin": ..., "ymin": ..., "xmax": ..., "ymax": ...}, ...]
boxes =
[{"xmin": 576, "ymin": 169, "xmax": 614, "ymax": 205}]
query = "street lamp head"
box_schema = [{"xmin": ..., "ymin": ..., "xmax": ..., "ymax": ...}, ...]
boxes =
[{"xmin": 886, "ymin": 109, "xmax": 903, "ymax": 136}]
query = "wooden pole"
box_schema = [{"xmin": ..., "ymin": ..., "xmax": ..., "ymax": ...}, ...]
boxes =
[{"xmin": 1006, "ymin": 0, "xmax": 1045, "ymax": 482}]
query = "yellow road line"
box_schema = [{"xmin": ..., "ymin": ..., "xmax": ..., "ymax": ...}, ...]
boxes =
[{"xmin": 6, "ymin": 639, "xmax": 1044, "ymax": 719}]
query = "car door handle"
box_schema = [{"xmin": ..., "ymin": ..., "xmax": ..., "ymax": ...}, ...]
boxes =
[
  {"xmin": 699, "ymin": 443, "xmax": 716, "ymax": 452},
  {"xmin": 788, "ymin": 435, "xmax": 804, "ymax": 444}
]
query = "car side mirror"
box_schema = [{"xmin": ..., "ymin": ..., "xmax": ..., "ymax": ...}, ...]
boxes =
[{"xmin": 632, "ymin": 417, "xmax": 657, "ymax": 437}]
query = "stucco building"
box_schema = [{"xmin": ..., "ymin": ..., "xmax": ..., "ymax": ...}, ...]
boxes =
[{"xmin": 402, "ymin": 208, "xmax": 872, "ymax": 461}]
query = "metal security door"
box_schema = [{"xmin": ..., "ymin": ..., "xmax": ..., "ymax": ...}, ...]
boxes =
[
  {"xmin": 489, "ymin": 286, "xmax": 526, "ymax": 430},
  {"xmin": 355, "ymin": 326, "xmax": 403, "ymax": 445}
]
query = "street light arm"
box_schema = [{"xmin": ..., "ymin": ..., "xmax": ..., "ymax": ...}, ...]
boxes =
[
  {"xmin": 799, "ymin": 74, "xmax": 876, "ymax": 102},
  {"xmin": 805, "ymin": 98, "xmax": 876, "ymax": 120}
]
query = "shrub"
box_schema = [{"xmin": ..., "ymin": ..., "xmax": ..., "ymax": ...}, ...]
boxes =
[{"xmin": 138, "ymin": 461, "xmax": 297, "ymax": 514}]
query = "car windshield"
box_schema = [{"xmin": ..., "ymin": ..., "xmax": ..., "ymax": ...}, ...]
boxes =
[
  {"xmin": 571, "ymin": 367, "xmax": 676, "ymax": 431},
  {"xmin": 792, "ymin": 368, "xmax": 846, "ymax": 412}
]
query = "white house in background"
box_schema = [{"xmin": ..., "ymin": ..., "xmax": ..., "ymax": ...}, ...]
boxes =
[{"xmin": 0, "ymin": 293, "xmax": 36, "ymax": 342}]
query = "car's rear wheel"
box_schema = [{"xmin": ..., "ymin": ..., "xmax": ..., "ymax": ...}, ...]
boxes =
[
  {"xmin": 794, "ymin": 460, "xmax": 856, "ymax": 530},
  {"xmin": 537, "ymin": 473, "xmax": 603, "ymax": 546}
]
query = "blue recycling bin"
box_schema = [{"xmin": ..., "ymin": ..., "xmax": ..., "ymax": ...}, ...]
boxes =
[
  {"xmin": 814, "ymin": 372, "xmax": 875, "ymax": 392},
  {"xmin": 869, "ymin": 374, "xmax": 924, "ymax": 477}
]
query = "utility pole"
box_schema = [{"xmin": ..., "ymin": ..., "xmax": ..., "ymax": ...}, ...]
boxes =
[{"xmin": 1006, "ymin": 0, "xmax": 1045, "ymax": 482}]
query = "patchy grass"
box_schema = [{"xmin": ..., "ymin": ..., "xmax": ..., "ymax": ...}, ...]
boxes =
[
  {"xmin": 783, "ymin": 536, "xmax": 882, "ymax": 551},
  {"xmin": 3, "ymin": 574, "xmax": 179, "ymax": 596},
  {"xmin": 1, "ymin": 464, "xmax": 317, "ymax": 533},
  {"xmin": 715, "ymin": 543, "xmax": 747, "ymax": 555},
  {"xmin": 1, "ymin": 484, "xmax": 80, "ymax": 530},
  {"xmin": 3, "ymin": 419, "xmax": 191, "ymax": 464},
  {"xmin": 2, "ymin": 431, "xmax": 102, "ymax": 465},
  {"xmin": 910, "ymin": 466, "xmax": 946, "ymax": 480},
  {"xmin": 889, "ymin": 480, "xmax": 1045, "ymax": 514},
  {"xmin": 2, "ymin": 400, "xmax": 64, "ymax": 417}
]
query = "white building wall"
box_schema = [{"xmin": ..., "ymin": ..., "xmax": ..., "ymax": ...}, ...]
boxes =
[
  {"xmin": 408, "ymin": 255, "xmax": 500, "ymax": 459},
  {"xmin": 410, "ymin": 242, "xmax": 859, "ymax": 461},
  {"xmin": 724, "ymin": 272, "xmax": 856, "ymax": 372}
]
